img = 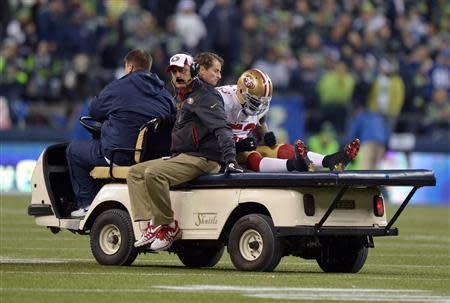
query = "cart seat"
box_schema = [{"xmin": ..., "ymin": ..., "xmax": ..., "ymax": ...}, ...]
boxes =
[{"xmin": 89, "ymin": 119, "xmax": 172, "ymax": 180}]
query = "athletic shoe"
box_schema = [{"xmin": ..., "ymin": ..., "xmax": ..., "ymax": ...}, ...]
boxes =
[
  {"xmin": 134, "ymin": 222, "xmax": 162, "ymax": 248},
  {"xmin": 293, "ymin": 139, "xmax": 315, "ymax": 172},
  {"xmin": 323, "ymin": 138, "xmax": 360, "ymax": 171},
  {"xmin": 150, "ymin": 221, "xmax": 181, "ymax": 251},
  {"xmin": 70, "ymin": 207, "xmax": 89, "ymax": 218}
]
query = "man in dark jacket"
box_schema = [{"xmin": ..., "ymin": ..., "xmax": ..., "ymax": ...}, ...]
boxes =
[
  {"xmin": 67, "ymin": 49, "xmax": 176, "ymax": 217},
  {"xmin": 128, "ymin": 52, "xmax": 243, "ymax": 251}
]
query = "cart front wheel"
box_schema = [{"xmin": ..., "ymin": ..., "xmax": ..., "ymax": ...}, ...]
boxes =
[{"xmin": 90, "ymin": 209, "xmax": 138, "ymax": 266}]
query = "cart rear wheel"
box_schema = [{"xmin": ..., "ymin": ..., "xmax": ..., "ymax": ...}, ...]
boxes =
[
  {"xmin": 316, "ymin": 236, "xmax": 368, "ymax": 273},
  {"xmin": 228, "ymin": 214, "xmax": 283, "ymax": 272}
]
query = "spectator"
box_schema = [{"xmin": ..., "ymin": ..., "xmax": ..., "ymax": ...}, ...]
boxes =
[
  {"xmin": 125, "ymin": 12, "xmax": 160, "ymax": 52},
  {"xmin": 239, "ymin": 12, "xmax": 264, "ymax": 69},
  {"xmin": 308, "ymin": 122, "xmax": 339, "ymax": 156},
  {"xmin": 202, "ymin": 0, "xmax": 241, "ymax": 80},
  {"xmin": 35, "ymin": 0, "xmax": 67, "ymax": 54},
  {"xmin": 289, "ymin": 52, "xmax": 322, "ymax": 131},
  {"xmin": 299, "ymin": 31, "xmax": 326, "ymax": 70},
  {"xmin": 347, "ymin": 106, "xmax": 391, "ymax": 170},
  {"xmin": 0, "ymin": 0, "xmax": 12, "ymax": 40},
  {"xmin": 253, "ymin": 46, "xmax": 291, "ymax": 91},
  {"xmin": 0, "ymin": 39, "xmax": 28, "ymax": 102},
  {"xmin": 423, "ymin": 89, "xmax": 450, "ymax": 137},
  {"xmin": 0, "ymin": 96, "xmax": 12, "ymax": 129},
  {"xmin": 26, "ymin": 40, "xmax": 63, "ymax": 101},
  {"xmin": 351, "ymin": 54, "xmax": 373, "ymax": 107},
  {"xmin": 429, "ymin": 49, "xmax": 450, "ymax": 94},
  {"xmin": 172, "ymin": 0, "xmax": 206, "ymax": 53},
  {"xmin": 0, "ymin": 39, "xmax": 29, "ymax": 127},
  {"xmin": 2, "ymin": 0, "xmax": 448, "ymax": 140},
  {"xmin": 160, "ymin": 16, "xmax": 186, "ymax": 58},
  {"xmin": 117, "ymin": 0, "xmax": 147, "ymax": 48},
  {"xmin": 317, "ymin": 61, "xmax": 355, "ymax": 133},
  {"xmin": 367, "ymin": 58, "xmax": 405, "ymax": 129}
]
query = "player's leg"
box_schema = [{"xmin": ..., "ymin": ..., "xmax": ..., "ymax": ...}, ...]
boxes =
[
  {"xmin": 259, "ymin": 139, "xmax": 314, "ymax": 172},
  {"xmin": 322, "ymin": 138, "xmax": 361, "ymax": 171},
  {"xmin": 257, "ymin": 144, "xmax": 294, "ymax": 159}
]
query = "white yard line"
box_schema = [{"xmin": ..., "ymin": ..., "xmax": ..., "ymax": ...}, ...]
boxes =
[
  {"xmin": 1, "ymin": 256, "xmax": 449, "ymax": 269},
  {"xmin": 1, "ymin": 256, "xmax": 449, "ymax": 268},
  {"xmin": 376, "ymin": 243, "xmax": 450, "ymax": 248},
  {"xmin": 153, "ymin": 285, "xmax": 450, "ymax": 302},
  {"xmin": 1, "ymin": 285, "xmax": 449, "ymax": 302},
  {"xmin": 370, "ymin": 253, "xmax": 449, "ymax": 258},
  {"xmin": 248, "ymin": 293, "xmax": 449, "ymax": 302},
  {"xmin": 1, "ymin": 270, "xmax": 449, "ymax": 282},
  {"xmin": 0, "ymin": 257, "xmax": 67, "ymax": 264},
  {"xmin": 0, "ymin": 288, "xmax": 164, "ymax": 293},
  {"xmin": 0, "ymin": 238, "xmax": 82, "ymax": 241},
  {"xmin": 1, "ymin": 247, "xmax": 87, "ymax": 251},
  {"xmin": 155, "ymin": 285, "xmax": 427, "ymax": 292},
  {"xmin": 403, "ymin": 235, "xmax": 450, "ymax": 242}
]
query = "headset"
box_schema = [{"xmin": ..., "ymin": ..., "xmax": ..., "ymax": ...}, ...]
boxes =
[{"xmin": 190, "ymin": 61, "xmax": 199, "ymax": 78}]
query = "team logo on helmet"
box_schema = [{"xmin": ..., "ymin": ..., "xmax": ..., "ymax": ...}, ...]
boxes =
[
  {"xmin": 236, "ymin": 69, "xmax": 273, "ymax": 116},
  {"xmin": 243, "ymin": 76, "xmax": 255, "ymax": 89}
]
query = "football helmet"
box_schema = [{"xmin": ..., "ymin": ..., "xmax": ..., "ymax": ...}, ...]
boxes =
[{"xmin": 236, "ymin": 68, "xmax": 273, "ymax": 116}]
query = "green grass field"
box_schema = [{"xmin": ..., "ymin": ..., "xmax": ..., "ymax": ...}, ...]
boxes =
[{"xmin": 1, "ymin": 195, "xmax": 449, "ymax": 303}]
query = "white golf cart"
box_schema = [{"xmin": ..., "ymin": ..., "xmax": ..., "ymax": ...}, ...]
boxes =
[{"xmin": 28, "ymin": 119, "xmax": 436, "ymax": 272}]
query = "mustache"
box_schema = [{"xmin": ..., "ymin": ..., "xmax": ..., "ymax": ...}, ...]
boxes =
[{"xmin": 176, "ymin": 78, "xmax": 187, "ymax": 83}]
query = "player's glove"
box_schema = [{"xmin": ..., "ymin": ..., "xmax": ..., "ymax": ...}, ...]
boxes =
[
  {"xmin": 224, "ymin": 161, "xmax": 244, "ymax": 176},
  {"xmin": 263, "ymin": 131, "xmax": 277, "ymax": 147},
  {"xmin": 235, "ymin": 137, "xmax": 256, "ymax": 153}
]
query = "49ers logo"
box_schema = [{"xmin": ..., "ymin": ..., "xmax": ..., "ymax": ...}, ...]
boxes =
[{"xmin": 243, "ymin": 76, "xmax": 255, "ymax": 89}]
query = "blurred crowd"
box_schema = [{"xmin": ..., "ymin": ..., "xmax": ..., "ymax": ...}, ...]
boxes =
[{"xmin": 1, "ymin": 0, "xmax": 449, "ymax": 138}]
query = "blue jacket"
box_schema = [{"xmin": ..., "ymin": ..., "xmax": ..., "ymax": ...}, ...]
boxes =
[
  {"xmin": 89, "ymin": 70, "xmax": 175, "ymax": 163},
  {"xmin": 347, "ymin": 110, "xmax": 391, "ymax": 148}
]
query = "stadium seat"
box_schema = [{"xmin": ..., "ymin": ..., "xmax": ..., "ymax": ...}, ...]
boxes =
[{"xmin": 89, "ymin": 119, "xmax": 172, "ymax": 180}]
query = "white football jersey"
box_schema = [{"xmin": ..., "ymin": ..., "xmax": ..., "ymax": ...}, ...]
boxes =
[{"xmin": 217, "ymin": 85, "xmax": 269, "ymax": 142}]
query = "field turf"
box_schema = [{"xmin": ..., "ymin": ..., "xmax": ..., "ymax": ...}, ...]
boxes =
[{"xmin": 1, "ymin": 195, "xmax": 449, "ymax": 303}]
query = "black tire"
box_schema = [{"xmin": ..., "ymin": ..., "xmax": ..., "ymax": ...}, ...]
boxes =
[
  {"xmin": 228, "ymin": 214, "xmax": 283, "ymax": 272},
  {"xmin": 177, "ymin": 241, "xmax": 225, "ymax": 268},
  {"xmin": 90, "ymin": 209, "xmax": 138, "ymax": 266},
  {"xmin": 316, "ymin": 236, "xmax": 368, "ymax": 273}
]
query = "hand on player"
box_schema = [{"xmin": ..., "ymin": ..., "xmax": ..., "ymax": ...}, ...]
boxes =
[
  {"xmin": 235, "ymin": 137, "xmax": 256, "ymax": 153},
  {"xmin": 224, "ymin": 161, "xmax": 244, "ymax": 176}
]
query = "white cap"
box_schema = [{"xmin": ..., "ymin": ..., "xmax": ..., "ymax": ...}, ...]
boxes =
[{"xmin": 166, "ymin": 53, "xmax": 194, "ymax": 72}]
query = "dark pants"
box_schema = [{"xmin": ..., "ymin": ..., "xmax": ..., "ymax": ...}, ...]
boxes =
[{"xmin": 66, "ymin": 140, "xmax": 108, "ymax": 208}]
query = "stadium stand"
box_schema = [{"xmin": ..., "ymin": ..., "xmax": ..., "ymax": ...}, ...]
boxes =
[{"xmin": 1, "ymin": 0, "xmax": 449, "ymax": 147}]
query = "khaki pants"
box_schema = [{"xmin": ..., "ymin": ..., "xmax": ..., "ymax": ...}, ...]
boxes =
[
  {"xmin": 359, "ymin": 142, "xmax": 385, "ymax": 170},
  {"xmin": 127, "ymin": 153, "xmax": 220, "ymax": 226}
]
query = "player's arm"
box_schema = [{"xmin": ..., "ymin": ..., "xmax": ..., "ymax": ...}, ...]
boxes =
[
  {"xmin": 253, "ymin": 116, "xmax": 267, "ymax": 143},
  {"xmin": 254, "ymin": 116, "xmax": 276, "ymax": 147}
]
